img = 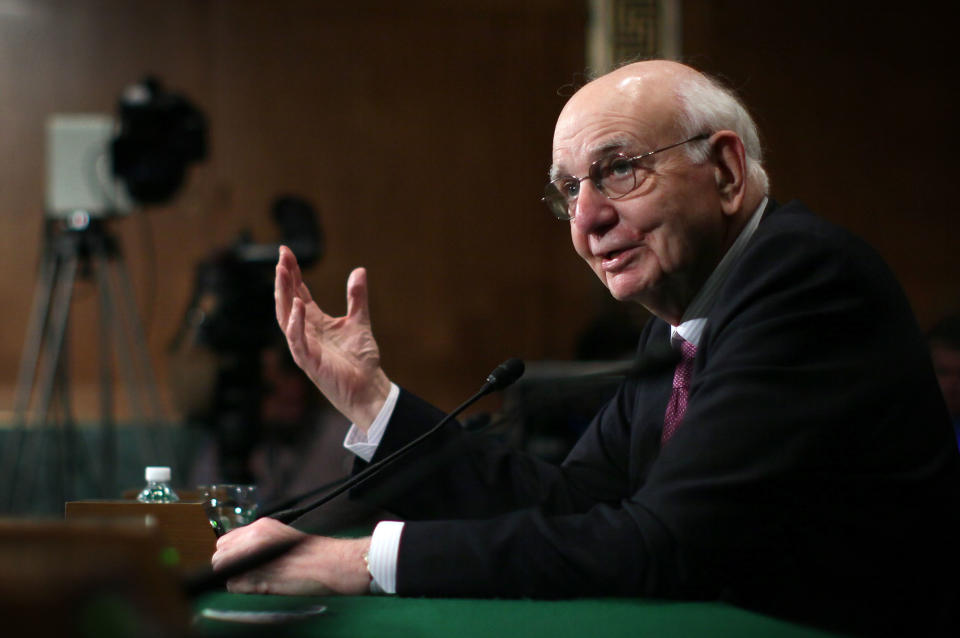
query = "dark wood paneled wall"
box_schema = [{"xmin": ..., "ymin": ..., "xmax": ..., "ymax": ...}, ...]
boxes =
[
  {"xmin": 1, "ymin": 1, "xmax": 956, "ymax": 421},
  {"xmin": 682, "ymin": 1, "xmax": 960, "ymax": 328},
  {"xmin": 0, "ymin": 0, "xmax": 594, "ymax": 419}
]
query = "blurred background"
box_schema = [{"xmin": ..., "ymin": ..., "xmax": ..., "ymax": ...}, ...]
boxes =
[{"xmin": 0, "ymin": 0, "xmax": 958, "ymax": 515}]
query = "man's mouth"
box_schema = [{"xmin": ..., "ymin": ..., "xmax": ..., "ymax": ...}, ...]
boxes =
[
  {"xmin": 603, "ymin": 247, "xmax": 628, "ymax": 260},
  {"xmin": 599, "ymin": 245, "xmax": 639, "ymax": 271}
]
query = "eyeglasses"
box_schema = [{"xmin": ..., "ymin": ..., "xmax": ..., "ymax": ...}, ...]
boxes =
[{"xmin": 542, "ymin": 133, "xmax": 712, "ymax": 221}]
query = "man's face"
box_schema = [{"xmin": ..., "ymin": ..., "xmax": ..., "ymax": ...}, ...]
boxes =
[
  {"xmin": 931, "ymin": 344, "xmax": 960, "ymax": 419},
  {"xmin": 551, "ymin": 74, "xmax": 728, "ymax": 322}
]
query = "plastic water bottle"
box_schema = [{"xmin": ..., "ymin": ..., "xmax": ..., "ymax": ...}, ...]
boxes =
[{"xmin": 136, "ymin": 466, "xmax": 180, "ymax": 503}]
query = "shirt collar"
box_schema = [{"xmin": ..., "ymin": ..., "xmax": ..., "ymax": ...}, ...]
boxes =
[{"xmin": 671, "ymin": 196, "xmax": 768, "ymax": 347}]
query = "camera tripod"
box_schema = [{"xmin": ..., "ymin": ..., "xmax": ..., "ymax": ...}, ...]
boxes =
[{"xmin": 2, "ymin": 215, "xmax": 170, "ymax": 513}]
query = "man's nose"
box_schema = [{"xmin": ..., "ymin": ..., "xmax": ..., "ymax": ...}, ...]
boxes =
[{"xmin": 572, "ymin": 180, "xmax": 617, "ymax": 234}]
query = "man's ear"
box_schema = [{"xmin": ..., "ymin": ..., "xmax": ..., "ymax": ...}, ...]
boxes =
[{"xmin": 710, "ymin": 131, "xmax": 747, "ymax": 216}]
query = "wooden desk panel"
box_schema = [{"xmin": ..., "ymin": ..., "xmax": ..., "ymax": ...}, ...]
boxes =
[{"xmin": 65, "ymin": 500, "xmax": 217, "ymax": 571}]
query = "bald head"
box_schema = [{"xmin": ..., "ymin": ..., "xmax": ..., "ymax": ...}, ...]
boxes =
[
  {"xmin": 552, "ymin": 60, "xmax": 768, "ymax": 195},
  {"xmin": 548, "ymin": 60, "xmax": 767, "ymax": 323},
  {"xmin": 554, "ymin": 61, "xmax": 700, "ymax": 156}
]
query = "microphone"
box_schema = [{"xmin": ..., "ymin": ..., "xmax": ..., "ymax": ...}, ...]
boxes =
[
  {"xmin": 268, "ymin": 358, "xmax": 526, "ymax": 525},
  {"xmin": 290, "ymin": 345, "xmax": 680, "ymax": 525},
  {"xmin": 484, "ymin": 358, "xmax": 525, "ymax": 391},
  {"xmin": 260, "ymin": 346, "xmax": 678, "ymax": 522}
]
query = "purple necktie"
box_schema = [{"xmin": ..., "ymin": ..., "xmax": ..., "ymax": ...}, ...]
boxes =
[{"xmin": 662, "ymin": 338, "xmax": 697, "ymax": 444}]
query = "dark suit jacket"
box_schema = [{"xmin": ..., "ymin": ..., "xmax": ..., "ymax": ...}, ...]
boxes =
[{"xmin": 352, "ymin": 201, "xmax": 960, "ymax": 637}]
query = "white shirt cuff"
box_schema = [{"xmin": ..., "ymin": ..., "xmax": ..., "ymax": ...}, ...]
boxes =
[
  {"xmin": 344, "ymin": 383, "xmax": 400, "ymax": 462},
  {"xmin": 367, "ymin": 520, "xmax": 404, "ymax": 594}
]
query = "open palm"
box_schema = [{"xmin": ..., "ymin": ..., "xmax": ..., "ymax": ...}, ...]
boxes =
[{"xmin": 275, "ymin": 246, "xmax": 391, "ymax": 428}]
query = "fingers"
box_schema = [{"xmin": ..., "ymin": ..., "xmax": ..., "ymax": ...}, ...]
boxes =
[
  {"xmin": 276, "ymin": 246, "xmax": 319, "ymax": 322},
  {"xmin": 275, "ymin": 246, "xmax": 299, "ymax": 329},
  {"xmin": 285, "ymin": 297, "xmax": 311, "ymax": 373},
  {"xmin": 212, "ymin": 519, "xmax": 304, "ymax": 595},
  {"xmin": 213, "ymin": 518, "xmax": 260, "ymax": 561},
  {"xmin": 279, "ymin": 245, "xmax": 365, "ymax": 327},
  {"xmin": 275, "ymin": 263, "xmax": 292, "ymax": 329},
  {"xmin": 297, "ymin": 280, "xmax": 314, "ymax": 305},
  {"xmin": 345, "ymin": 267, "xmax": 370, "ymax": 324},
  {"xmin": 211, "ymin": 527, "xmax": 246, "ymax": 572},
  {"xmin": 278, "ymin": 245, "xmax": 304, "ymax": 285},
  {"xmin": 212, "ymin": 518, "xmax": 293, "ymax": 569}
]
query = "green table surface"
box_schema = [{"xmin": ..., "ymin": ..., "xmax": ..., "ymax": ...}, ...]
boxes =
[{"xmin": 192, "ymin": 593, "xmax": 839, "ymax": 638}]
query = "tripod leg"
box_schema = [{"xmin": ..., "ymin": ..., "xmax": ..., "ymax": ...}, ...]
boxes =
[
  {"xmin": 1, "ymin": 242, "xmax": 60, "ymax": 511},
  {"xmin": 34, "ymin": 255, "xmax": 78, "ymax": 429},
  {"xmin": 112, "ymin": 255, "xmax": 167, "ymax": 425},
  {"xmin": 94, "ymin": 249, "xmax": 167, "ymax": 484},
  {"xmin": 94, "ymin": 249, "xmax": 117, "ymax": 497},
  {"xmin": 95, "ymin": 252, "xmax": 146, "ymax": 422},
  {"xmin": 53, "ymin": 333, "xmax": 74, "ymax": 503},
  {"xmin": 12, "ymin": 237, "xmax": 60, "ymax": 421},
  {"xmin": 23, "ymin": 253, "xmax": 79, "ymax": 510}
]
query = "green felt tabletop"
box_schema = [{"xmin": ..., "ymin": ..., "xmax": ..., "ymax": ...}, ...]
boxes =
[{"xmin": 193, "ymin": 593, "xmax": 839, "ymax": 638}]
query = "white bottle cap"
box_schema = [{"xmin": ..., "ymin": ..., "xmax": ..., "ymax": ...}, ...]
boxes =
[{"xmin": 145, "ymin": 466, "xmax": 171, "ymax": 482}]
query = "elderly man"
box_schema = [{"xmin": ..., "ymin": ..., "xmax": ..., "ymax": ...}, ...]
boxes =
[{"xmin": 212, "ymin": 61, "xmax": 959, "ymax": 636}]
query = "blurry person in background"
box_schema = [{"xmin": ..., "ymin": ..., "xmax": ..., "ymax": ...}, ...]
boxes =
[
  {"xmin": 170, "ymin": 195, "xmax": 379, "ymax": 530},
  {"xmin": 928, "ymin": 314, "xmax": 960, "ymax": 449}
]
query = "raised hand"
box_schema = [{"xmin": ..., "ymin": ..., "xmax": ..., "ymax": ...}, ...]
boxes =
[{"xmin": 275, "ymin": 246, "xmax": 392, "ymax": 430}]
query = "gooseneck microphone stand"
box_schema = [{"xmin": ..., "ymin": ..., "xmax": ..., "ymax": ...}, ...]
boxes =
[{"xmin": 265, "ymin": 359, "xmax": 526, "ymax": 526}]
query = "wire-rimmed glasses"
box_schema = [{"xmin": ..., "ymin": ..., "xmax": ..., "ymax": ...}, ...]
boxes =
[{"xmin": 542, "ymin": 133, "xmax": 711, "ymax": 221}]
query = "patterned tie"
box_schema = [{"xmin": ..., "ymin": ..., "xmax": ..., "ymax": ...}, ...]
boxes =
[{"xmin": 661, "ymin": 338, "xmax": 697, "ymax": 444}]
